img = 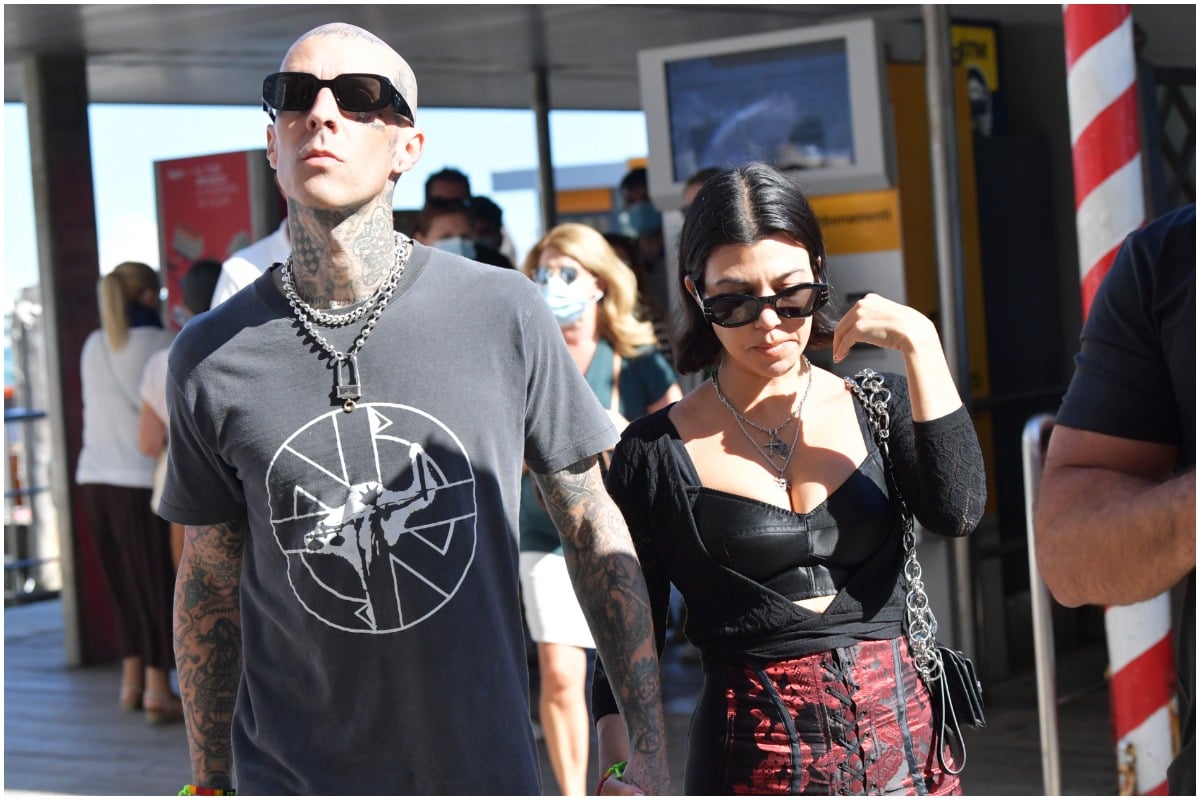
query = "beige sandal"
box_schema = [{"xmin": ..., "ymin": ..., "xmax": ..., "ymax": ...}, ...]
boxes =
[
  {"xmin": 120, "ymin": 684, "xmax": 144, "ymax": 712},
  {"xmin": 143, "ymin": 690, "xmax": 183, "ymax": 725}
]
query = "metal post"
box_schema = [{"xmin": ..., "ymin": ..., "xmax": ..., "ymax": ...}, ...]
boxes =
[
  {"xmin": 922, "ymin": 4, "xmax": 974, "ymax": 658},
  {"xmin": 1023, "ymin": 413, "xmax": 1062, "ymax": 796},
  {"xmin": 531, "ymin": 65, "xmax": 557, "ymax": 235}
]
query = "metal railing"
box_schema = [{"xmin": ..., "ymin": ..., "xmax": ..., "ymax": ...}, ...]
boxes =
[{"xmin": 1022, "ymin": 412, "xmax": 1061, "ymax": 795}]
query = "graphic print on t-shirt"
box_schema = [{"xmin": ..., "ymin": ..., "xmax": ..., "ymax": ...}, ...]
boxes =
[{"xmin": 266, "ymin": 403, "xmax": 477, "ymax": 633}]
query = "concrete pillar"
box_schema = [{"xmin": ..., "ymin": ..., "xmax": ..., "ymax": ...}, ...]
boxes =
[{"xmin": 23, "ymin": 53, "xmax": 115, "ymax": 666}]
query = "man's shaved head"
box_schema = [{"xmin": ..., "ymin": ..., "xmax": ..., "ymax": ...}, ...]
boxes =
[{"xmin": 284, "ymin": 22, "xmax": 419, "ymax": 118}]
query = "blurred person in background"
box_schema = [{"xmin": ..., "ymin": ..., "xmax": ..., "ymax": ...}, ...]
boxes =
[
  {"xmin": 77, "ymin": 260, "xmax": 181, "ymax": 725},
  {"xmin": 139, "ymin": 258, "xmax": 222, "ymax": 568},
  {"xmin": 617, "ymin": 166, "xmax": 670, "ymax": 359},
  {"xmin": 211, "ymin": 176, "xmax": 291, "ymax": 307},
  {"xmin": 425, "ymin": 166, "xmax": 518, "ymax": 264},
  {"xmin": 424, "ymin": 165, "xmax": 472, "ymax": 203},
  {"xmin": 411, "ymin": 196, "xmax": 513, "ymax": 268}
]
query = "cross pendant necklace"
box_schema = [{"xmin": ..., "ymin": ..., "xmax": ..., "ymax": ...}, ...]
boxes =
[
  {"xmin": 711, "ymin": 356, "xmax": 814, "ymax": 492},
  {"xmin": 765, "ymin": 431, "xmax": 791, "ymax": 459}
]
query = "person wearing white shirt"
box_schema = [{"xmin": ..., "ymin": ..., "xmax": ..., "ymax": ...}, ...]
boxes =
[{"xmin": 209, "ymin": 218, "xmax": 291, "ymax": 306}]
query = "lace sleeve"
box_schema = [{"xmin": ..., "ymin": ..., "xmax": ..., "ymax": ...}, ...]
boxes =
[{"xmin": 884, "ymin": 374, "xmax": 987, "ymax": 538}]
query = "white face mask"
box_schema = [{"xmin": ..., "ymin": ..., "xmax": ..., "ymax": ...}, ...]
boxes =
[
  {"xmin": 538, "ymin": 275, "xmax": 600, "ymax": 328},
  {"xmin": 434, "ymin": 236, "xmax": 477, "ymax": 260}
]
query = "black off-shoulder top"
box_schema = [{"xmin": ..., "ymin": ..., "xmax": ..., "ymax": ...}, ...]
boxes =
[{"xmin": 591, "ymin": 372, "xmax": 987, "ymax": 722}]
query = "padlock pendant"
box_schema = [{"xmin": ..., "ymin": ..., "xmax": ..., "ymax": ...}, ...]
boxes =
[{"xmin": 335, "ymin": 355, "xmax": 361, "ymax": 412}]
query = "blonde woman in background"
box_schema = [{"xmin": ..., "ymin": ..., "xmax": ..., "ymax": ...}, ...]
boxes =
[
  {"xmin": 76, "ymin": 261, "xmax": 181, "ymax": 724},
  {"xmin": 519, "ymin": 223, "xmax": 682, "ymax": 795}
]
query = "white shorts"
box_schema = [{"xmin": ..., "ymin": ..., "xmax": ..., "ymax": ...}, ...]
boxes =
[{"xmin": 518, "ymin": 551, "xmax": 596, "ymax": 649}]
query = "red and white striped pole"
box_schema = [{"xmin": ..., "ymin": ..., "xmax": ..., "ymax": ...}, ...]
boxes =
[{"xmin": 1063, "ymin": 5, "xmax": 1177, "ymax": 795}]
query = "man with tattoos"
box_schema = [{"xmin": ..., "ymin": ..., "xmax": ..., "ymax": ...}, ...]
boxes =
[{"xmin": 159, "ymin": 22, "xmax": 670, "ymax": 795}]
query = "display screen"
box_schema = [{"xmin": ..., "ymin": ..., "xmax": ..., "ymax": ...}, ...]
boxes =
[{"xmin": 664, "ymin": 39, "xmax": 854, "ymax": 183}]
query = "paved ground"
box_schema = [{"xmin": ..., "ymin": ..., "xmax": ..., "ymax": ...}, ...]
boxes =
[{"xmin": 4, "ymin": 598, "xmax": 1120, "ymax": 795}]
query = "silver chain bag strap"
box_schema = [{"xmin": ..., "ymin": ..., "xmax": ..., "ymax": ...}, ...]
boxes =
[{"xmin": 846, "ymin": 368, "xmax": 985, "ymax": 775}]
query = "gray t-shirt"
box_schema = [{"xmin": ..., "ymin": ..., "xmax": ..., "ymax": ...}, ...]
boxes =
[{"xmin": 160, "ymin": 244, "xmax": 617, "ymax": 794}]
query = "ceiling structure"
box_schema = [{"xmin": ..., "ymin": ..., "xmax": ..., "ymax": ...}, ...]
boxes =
[{"xmin": 4, "ymin": 4, "xmax": 1071, "ymax": 113}]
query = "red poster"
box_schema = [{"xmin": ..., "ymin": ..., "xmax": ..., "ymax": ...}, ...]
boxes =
[{"xmin": 154, "ymin": 150, "xmax": 272, "ymax": 329}]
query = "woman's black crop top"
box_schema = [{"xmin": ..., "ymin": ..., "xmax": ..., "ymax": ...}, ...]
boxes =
[
  {"xmin": 590, "ymin": 372, "xmax": 988, "ymax": 723},
  {"xmin": 692, "ymin": 448, "xmax": 892, "ymax": 601}
]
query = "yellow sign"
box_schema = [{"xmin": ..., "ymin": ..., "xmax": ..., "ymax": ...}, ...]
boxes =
[
  {"xmin": 809, "ymin": 189, "xmax": 902, "ymax": 255},
  {"xmin": 951, "ymin": 23, "xmax": 999, "ymax": 91}
]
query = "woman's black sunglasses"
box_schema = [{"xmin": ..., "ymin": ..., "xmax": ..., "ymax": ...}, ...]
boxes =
[
  {"xmin": 262, "ymin": 72, "xmax": 414, "ymax": 123},
  {"xmin": 691, "ymin": 281, "xmax": 830, "ymax": 327}
]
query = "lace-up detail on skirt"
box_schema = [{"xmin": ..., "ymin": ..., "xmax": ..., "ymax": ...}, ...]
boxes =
[{"xmin": 685, "ymin": 638, "xmax": 962, "ymax": 795}]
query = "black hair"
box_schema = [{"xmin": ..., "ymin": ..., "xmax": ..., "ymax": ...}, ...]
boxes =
[
  {"xmin": 619, "ymin": 166, "xmax": 648, "ymax": 194},
  {"xmin": 470, "ymin": 195, "xmax": 503, "ymax": 228},
  {"xmin": 424, "ymin": 167, "xmax": 471, "ymax": 201},
  {"xmin": 181, "ymin": 258, "xmax": 223, "ymax": 315},
  {"xmin": 672, "ymin": 162, "xmax": 839, "ymax": 375},
  {"xmin": 412, "ymin": 197, "xmax": 471, "ymax": 236}
]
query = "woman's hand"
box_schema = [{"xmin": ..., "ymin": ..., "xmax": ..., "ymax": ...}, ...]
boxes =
[
  {"xmin": 831, "ymin": 292, "xmax": 940, "ymax": 363},
  {"xmin": 832, "ymin": 293, "xmax": 962, "ymax": 421}
]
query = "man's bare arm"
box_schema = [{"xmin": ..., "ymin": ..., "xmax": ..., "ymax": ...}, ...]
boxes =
[
  {"xmin": 533, "ymin": 458, "xmax": 671, "ymax": 795},
  {"xmin": 174, "ymin": 519, "xmax": 245, "ymax": 790},
  {"xmin": 1035, "ymin": 425, "xmax": 1195, "ymax": 607}
]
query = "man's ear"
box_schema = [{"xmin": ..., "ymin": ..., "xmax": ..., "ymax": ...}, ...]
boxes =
[
  {"xmin": 391, "ymin": 126, "xmax": 425, "ymax": 178},
  {"xmin": 266, "ymin": 124, "xmax": 278, "ymax": 170}
]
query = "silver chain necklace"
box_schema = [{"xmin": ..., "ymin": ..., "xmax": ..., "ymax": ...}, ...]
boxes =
[
  {"xmin": 280, "ymin": 232, "xmax": 412, "ymax": 413},
  {"xmin": 711, "ymin": 356, "xmax": 813, "ymax": 491}
]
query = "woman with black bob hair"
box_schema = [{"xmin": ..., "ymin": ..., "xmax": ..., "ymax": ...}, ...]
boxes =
[
  {"xmin": 590, "ymin": 163, "xmax": 986, "ymax": 795},
  {"xmin": 672, "ymin": 162, "xmax": 839, "ymax": 375}
]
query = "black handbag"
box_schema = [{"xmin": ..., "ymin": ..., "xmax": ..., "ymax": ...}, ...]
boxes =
[{"xmin": 847, "ymin": 369, "xmax": 986, "ymax": 775}]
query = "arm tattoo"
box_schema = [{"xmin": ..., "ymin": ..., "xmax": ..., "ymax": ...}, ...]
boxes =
[
  {"xmin": 532, "ymin": 459, "xmax": 667, "ymax": 759},
  {"xmin": 174, "ymin": 519, "xmax": 245, "ymax": 788}
]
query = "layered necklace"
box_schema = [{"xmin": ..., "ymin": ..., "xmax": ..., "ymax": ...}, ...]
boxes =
[
  {"xmin": 280, "ymin": 232, "xmax": 413, "ymax": 413},
  {"xmin": 711, "ymin": 355, "xmax": 814, "ymax": 491}
]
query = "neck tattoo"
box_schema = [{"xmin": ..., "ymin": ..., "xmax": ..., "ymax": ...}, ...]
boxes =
[
  {"xmin": 280, "ymin": 232, "xmax": 413, "ymax": 413},
  {"xmin": 712, "ymin": 355, "xmax": 813, "ymax": 491}
]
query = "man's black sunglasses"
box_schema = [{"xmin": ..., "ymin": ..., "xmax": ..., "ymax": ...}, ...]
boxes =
[
  {"xmin": 262, "ymin": 72, "xmax": 414, "ymax": 123},
  {"xmin": 690, "ymin": 281, "xmax": 830, "ymax": 327}
]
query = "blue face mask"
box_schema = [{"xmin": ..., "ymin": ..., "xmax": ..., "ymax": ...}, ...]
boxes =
[
  {"xmin": 617, "ymin": 202, "xmax": 662, "ymax": 237},
  {"xmin": 434, "ymin": 236, "xmax": 477, "ymax": 260},
  {"xmin": 539, "ymin": 275, "xmax": 594, "ymax": 328}
]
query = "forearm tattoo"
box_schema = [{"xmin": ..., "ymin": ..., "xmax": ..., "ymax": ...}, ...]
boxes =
[
  {"xmin": 532, "ymin": 459, "xmax": 666, "ymax": 758},
  {"xmin": 174, "ymin": 519, "xmax": 245, "ymax": 787}
]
